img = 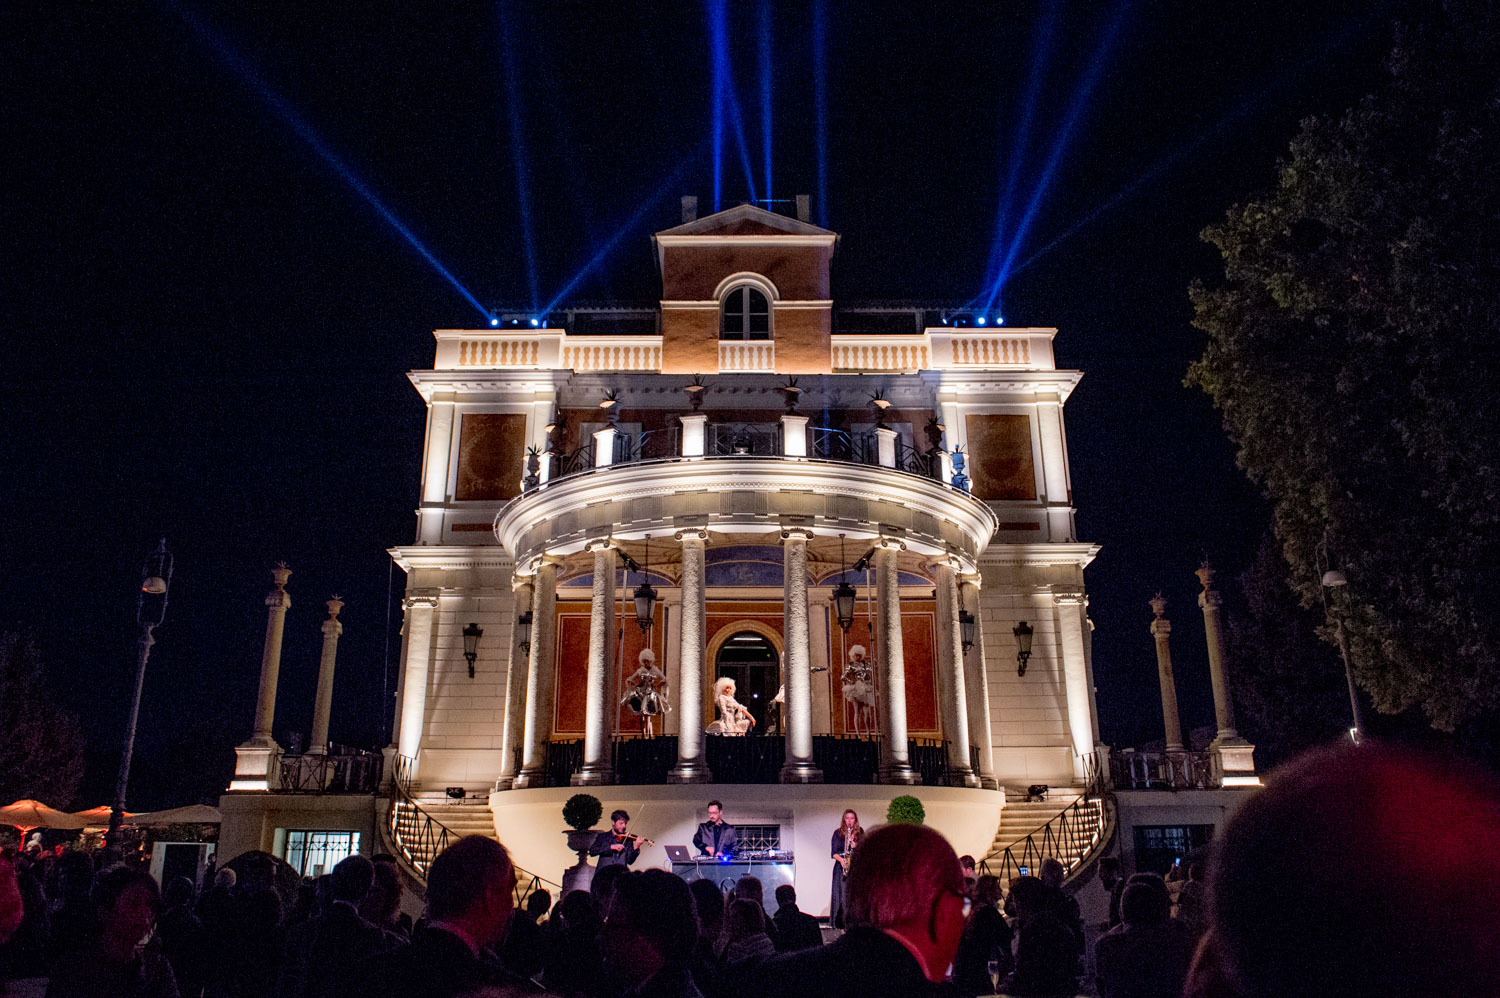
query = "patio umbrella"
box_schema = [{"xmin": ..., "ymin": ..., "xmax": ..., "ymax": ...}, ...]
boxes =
[
  {"xmin": 131, "ymin": 805, "xmax": 221, "ymax": 825},
  {"xmin": 0, "ymin": 800, "xmax": 89, "ymax": 833},
  {"xmin": 72, "ymin": 806, "xmax": 133, "ymax": 827}
]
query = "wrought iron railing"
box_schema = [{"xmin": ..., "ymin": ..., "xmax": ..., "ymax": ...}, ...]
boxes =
[
  {"xmin": 276, "ymin": 748, "xmax": 383, "ymax": 793},
  {"xmin": 708, "ymin": 422, "xmax": 781, "ymax": 456},
  {"xmin": 979, "ymin": 750, "xmax": 1111, "ymax": 886},
  {"xmin": 892, "ymin": 438, "xmax": 943, "ymax": 481},
  {"xmin": 555, "ymin": 442, "xmax": 596, "ymax": 478},
  {"xmin": 1109, "ymin": 749, "xmax": 1214, "ymax": 790},
  {"xmin": 614, "ymin": 427, "xmax": 678, "ymax": 463}
]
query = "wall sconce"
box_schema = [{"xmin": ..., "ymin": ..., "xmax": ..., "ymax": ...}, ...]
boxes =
[
  {"xmin": 959, "ymin": 609, "xmax": 977, "ymax": 655},
  {"xmin": 516, "ymin": 611, "xmax": 533, "ymax": 656},
  {"xmin": 463, "ymin": 622, "xmax": 483, "ymax": 679},
  {"xmin": 1013, "ymin": 620, "xmax": 1033, "ymax": 676}
]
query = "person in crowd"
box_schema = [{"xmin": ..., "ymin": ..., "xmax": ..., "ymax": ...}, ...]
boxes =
[
  {"xmin": 718, "ymin": 899, "xmax": 775, "ymax": 984},
  {"xmin": 221, "ymin": 887, "xmax": 284, "ymax": 998},
  {"xmin": 5, "ymin": 848, "xmax": 55, "ymax": 977},
  {"xmin": 1001, "ymin": 876, "xmax": 1078, "ymax": 997},
  {"xmin": 1094, "ymin": 879, "xmax": 1194, "ymax": 998},
  {"xmin": 957, "ymin": 856, "xmax": 977, "ymax": 899},
  {"xmin": 600, "ymin": 869, "xmax": 703, "ymax": 998},
  {"xmin": 591, "ymin": 862, "xmax": 629, "ymax": 916},
  {"xmin": 543, "ymin": 890, "xmax": 606, "ymax": 998},
  {"xmin": 693, "ymin": 802, "xmax": 737, "ymax": 860},
  {"xmin": 359, "ymin": 836, "xmax": 519, "ymax": 998},
  {"xmin": 0, "ymin": 857, "xmax": 22, "ymax": 946},
  {"xmin": 1037, "ymin": 857, "xmax": 1084, "ymax": 970},
  {"xmin": 686, "ymin": 879, "xmax": 725, "ymax": 997},
  {"xmin": 952, "ymin": 874, "xmax": 1013, "ymax": 996},
  {"xmin": 770, "ymin": 885, "xmax": 822, "ymax": 953},
  {"xmin": 728, "ymin": 877, "xmax": 778, "ymax": 950},
  {"xmin": 360, "ymin": 858, "xmax": 410, "ymax": 942},
  {"xmin": 829, "ymin": 810, "xmax": 861, "ymax": 930},
  {"xmin": 155, "ymin": 877, "xmax": 209, "ymax": 998},
  {"xmin": 757, "ymin": 823, "xmax": 967, "ymax": 998},
  {"xmin": 500, "ymin": 888, "xmax": 550, "ymax": 982},
  {"xmin": 1096, "ymin": 857, "xmax": 1125, "ymax": 930},
  {"xmin": 45, "ymin": 864, "xmax": 179, "ymax": 998},
  {"xmin": 1185, "ymin": 742, "xmax": 1500, "ymax": 998},
  {"xmin": 297, "ymin": 855, "xmax": 391, "ymax": 998},
  {"xmin": 590, "ymin": 810, "xmax": 643, "ymax": 871},
  {"xmin": 1173, "ymin": 860, "xmax": 1206, "ymax": 938}
]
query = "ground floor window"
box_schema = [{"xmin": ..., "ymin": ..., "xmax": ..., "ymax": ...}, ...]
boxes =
[
  {"xmin": 1133, "ymin": 824, "xmax": 1213, "ymax": 875},
  {"xmin": 283, "ymin": 830, "xmax": 360, "ymax": 876}
]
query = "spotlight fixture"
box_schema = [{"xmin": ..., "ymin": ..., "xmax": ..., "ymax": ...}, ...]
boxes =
[
  {"xmin": 1013, "ymin": 620, "xmax": 1033, "ymax": 676},
  {"xmin": 489, "ymin": 316, "xmax": 500, "ymax": 327},
  {"xmin": 977, "ymin": 316, "xmax": 987, "ymax": 326},
  {"xmin": 530, "ymin": 318, "xmax": 541, "ymax": 327},
  {"xmin": 463, "ymin": 622, "xmax": 484, "ymax": 679},
  {"xmin": 996, "ymin": 316, "xmax": 1004, "ymax": 325}
]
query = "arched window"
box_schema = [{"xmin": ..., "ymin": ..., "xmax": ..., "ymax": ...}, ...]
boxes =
[{"xmin": 721, "ymin": 285, "xmax": 771, "ymax": 340}]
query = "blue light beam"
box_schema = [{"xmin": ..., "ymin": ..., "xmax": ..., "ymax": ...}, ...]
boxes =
[
  {"xmin": 498, "ymin": 0, "xmax": 540, "ymax": 312},
  {"xmin": 167, "ymin": 2, "xmax": 491, "ymax": 323},
  {"xmin": 725, "ymin": 86, "xmax": 761, "ymax": 205},
  {"xmin": 759, "ymin": 0, "xmax": 773, "ymax": 204},
  {"xmin": 709, "ymin": 0, "xmax": 728, "ymax": 212},
  {"xmin": 812, "ymin": 0, "xmax": 829, "ymax": 227}
]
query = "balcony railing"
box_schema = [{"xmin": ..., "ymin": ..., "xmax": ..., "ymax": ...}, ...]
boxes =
[
  {"xmin": 1109, "ymin": 749, "xmax": 1216, "ymax": 790},
  {"xmin": 275, "ymin": 747, "xmax": 383, "ymax": 794}
]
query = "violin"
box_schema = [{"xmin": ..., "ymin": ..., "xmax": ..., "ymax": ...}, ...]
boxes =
[{"xmin": 616, "ymin": 831, "xmax": 656, "ymax": 848}]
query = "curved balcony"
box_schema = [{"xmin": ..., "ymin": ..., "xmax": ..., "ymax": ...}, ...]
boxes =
[{"xmin": 494, "ymin": 449, "xmax": 1000, "ymax": 568}]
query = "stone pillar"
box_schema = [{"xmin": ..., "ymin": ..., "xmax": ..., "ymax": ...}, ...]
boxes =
[
  {"xmin": 959, "ymin": 576, "xmax": 998, "ymax": 789},
  {"xmin": 231, "ymin": 563, "xmax": 292, "ymax": 790},
  {"xmin": 308, "ymin": 597, "xmax": 344, "ymax": 753},
  {"xmin": 537, "ymin": 452, "xmax": 553, "ymax": 485},
  {"xmin": 1149, "ymin": 594, "xmax": 1184, "ymax": 752},
  {"xmin": 496, "ymin": 576, "xmax": 534, "ymax": 790},
  {"xmin": 780, "ymin": 529, "xmax": 822, "ymax": 783},
  {"xmin": 418, "ymin": 400, "xmax": 456, "ymax": 544},
  {"xmin": 1054, "ymin": 591, "xmax": 1095, "ymax": 780},
  {"xmin": 875, "ymin": 427, "xmax": 898, "ymax": 469},
  {"xmin": 395, "ymin": 594, "xmax": 439, "ymax": 774},
  {"xmin": 575, "ymin": 544, "xmax": 618, "ymax": 785},
  {"xmin": 1197, "ymin": 563, "xmax": 1257, "ymax": 782},
  {"xmin": 593, "ymin": 426, "xmax": 618, "ymax": 468},
  {"xmin": 874, "ymin": 542, "xmax": 916, "ymax": 784},
  {"xmin": 780, "ymin": 415, "xmax": 809, "ymax": 457},
  {"xmin": 513, "ymin": 562, "xmax": 558, "ymax": 789},
  {"xmin": 669, "ymin": 530, "xmax": 711, "ymax": 783},
  {"xmin": 934, "ymin": 562, "xmax": 978, "ymax": 787},
  {"xmin": 680, "ymin": 414, "xmax": 708, "ymax": 458}
]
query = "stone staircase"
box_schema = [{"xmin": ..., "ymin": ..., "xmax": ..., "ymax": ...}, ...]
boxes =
[
  {"xmin": 409, "ymin": 795, "xmax": 498, "ymax": 841},
  {"xmin": 980, "ymin": 788, "xmax": 1108, "ymax": 885}
]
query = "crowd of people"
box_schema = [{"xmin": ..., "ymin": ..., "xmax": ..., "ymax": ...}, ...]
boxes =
[{"xmin": 1, "ymin": 741, "xmax": 1497, "ymax": 998}]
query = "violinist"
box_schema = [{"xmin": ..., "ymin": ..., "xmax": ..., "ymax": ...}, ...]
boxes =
[{"xmin": 589, "ymin": 809, "xmax": 652, "ymax": 869}]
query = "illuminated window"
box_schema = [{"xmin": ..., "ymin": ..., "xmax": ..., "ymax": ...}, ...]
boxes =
[
  {"xmin": 721, "ymin": 286, "xmax": 771, "ymax": 340},
  {"xmin": 283, "ymin": 830, "xmax": 360, "ymax": 876}
]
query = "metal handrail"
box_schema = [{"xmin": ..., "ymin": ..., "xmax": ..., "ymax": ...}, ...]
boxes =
[{"xmin": 979, "ymin": 751, "xmax": 1110, "ymax": 886}]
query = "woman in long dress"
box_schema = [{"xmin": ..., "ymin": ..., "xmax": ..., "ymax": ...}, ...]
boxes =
[
  {"xmin": 711, "ymin": 676, "xmax": 755, "ymax": 736},
  {"xmin": 829, "ymin": 808, "xmax": 863, "ymax": 930}
]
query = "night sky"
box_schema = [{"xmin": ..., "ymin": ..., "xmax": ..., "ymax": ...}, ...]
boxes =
[{"xmin": 4, "ymin": 1, "xmax": 1418, "ymax": 808}]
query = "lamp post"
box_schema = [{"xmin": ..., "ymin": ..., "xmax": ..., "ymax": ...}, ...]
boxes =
[
  {"xmin": 959, "ymin": 609, "xmax": 977, "ymax": 655},
  {"xmin": 516, "ymin": 611, "xmax": 533, "ymax": 655},
  {"xmin": 108, "ymin": 539, "xmax": 172, "ymax": 849},
  {"xmin": 633, "ymin": 539, "xmax": 658, "ymax": 633},
  {"xmin": 1013, "ymin": 620, "xmax": 1034, "ymax": 676},
  {"xmin": 1321, "ymin": 569, "xmax": 1367, "ymax": 743},
  {"xmin": 463, "ymin": 623, "xmax": 483, "ymax": 679}
]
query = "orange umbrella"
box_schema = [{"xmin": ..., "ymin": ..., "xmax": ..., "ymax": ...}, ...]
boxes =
[
  {"xmin": 0, "ymin": 800, "xmax": 89, "ymax": 834},
  {"xmin": 72, "ymin": 806, "xmax": 133, "ymax": 827}
]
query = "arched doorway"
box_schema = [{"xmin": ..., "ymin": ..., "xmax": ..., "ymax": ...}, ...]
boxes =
[{"xmin": 713, "ymin": 630, "xmax": 780, "ymax": 733}]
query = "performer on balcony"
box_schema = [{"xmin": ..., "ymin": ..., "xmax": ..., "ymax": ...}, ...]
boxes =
[
  {"xmin": 709, "ymin": 677, "xmax": 755, "ymax": 736},
  {"xmin": 842, "ymin": 645, "xmax": 877, "ymax": 739},
  {"xmin": 693, "ymin": 800, "xmax": 737, "ymax": 860},
  {"xmin": 590, "ymin": 809, "xmax": 643, "ymax": 869},
  {"xmin": 830, "ymin": 808, "xmax": 863, "ymax": 929},
  {"xmin": 621, "ymin": 648, "xmax": 669, "ymax": 737}
]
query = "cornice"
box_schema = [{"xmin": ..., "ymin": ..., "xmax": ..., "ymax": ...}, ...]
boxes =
[{"xmin": 388, "ymin": 546, "xmax": 519, "ymax": 572}]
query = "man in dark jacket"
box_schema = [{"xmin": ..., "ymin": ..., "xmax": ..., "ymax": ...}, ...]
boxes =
[
  {"xmin": 756, "ymin": 824, "xmax": 967, "ymax": 998},
  {"xmin": 770, "ymin": 885, "xmax": 822, "ymax": 953},
  {"xmin": 590, "ymin": 810, "xmax": 641, "ymax": 869},
  {"xmin": 692, "ymin": 801, "xmax": 737, "ymax": 859},
  {"xmin": 297, "ymin": 855, "xmax": 392, "ymax": 998}
]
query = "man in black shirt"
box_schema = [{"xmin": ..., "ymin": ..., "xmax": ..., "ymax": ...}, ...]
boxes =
[
  {"xmin": 692, "ymin": 800, "xmax": 737, "ymax": 859},
  {"xmin": 589, "ymin": 809, "xmax": 641, "ymax": 869}
]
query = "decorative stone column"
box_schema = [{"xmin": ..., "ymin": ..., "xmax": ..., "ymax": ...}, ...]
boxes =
[
  {"xmin": 1196, "ymin": 563, "xmax": 1257, "ymax": 783},
  {"xmin": 496, "ymin": 576, "xmax": 534, "ymax": 790},
  {"xmin": 593, "ymin": 426, "xmax": 618, "ymax": 468},
  {"xmin": 395, "ymin": 593, "xmax": 439, "ymax": 777},
  {"xmin": 232, "ymin": 563, "xmax": 292, "ymax": 790},
  {"xmin": 875, "ymin": 427, "xmax": 898, "ymax": 468},
  {"xmin": 874, "ymin": 541, "xmax": 916, "ymax": 784},
  {"xmin": 780, "ymin": 528, "xmax": 822, "ymax": 783},
  {"xmin": 780, "ymin": 415, "xmax": 809, "ymax": 457},
  {"xmin": 308, "ymin": 597, "xmax": 344, "ymax": 753},
  {"xmin": 669, "ymin": 530, "xmax": 711, "ymax": 783},
  {"xmin": 959, "ymin": 575, "xmax": 997, "ymax": 789},
  {"xmin": 513, "ymin": 562, "xmax": 558, "ymax": 789},
  {"xmin": 680, "ymin": 414, "xmax": 708, "ymax": 458},
  {"xmin": 933, "ymin": 561, "xmax": 979, "ymax": 787},
  {"xmin": 1149, "ymin": 594, "xmax": 1184, "ymax": 752},
  {"xmin": 574, "ymin": 543, "xmax": 618, "ymax": 785},
  {"xmin": 1054, "ymin": 590, "xmax": 1096, "ymax": 780}
]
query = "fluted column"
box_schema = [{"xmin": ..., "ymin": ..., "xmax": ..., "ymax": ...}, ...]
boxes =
[
  {"xmin": 960, "ymin": 576, "xmax": 997, "ymax": 790},
  {"xmin": 934, "ymin": 561, "xmax": 978, "ymax": 787},
  {"xmin": 513, "ymin": 562, "xmax": 558, "ymax": 789},
  {"xmin": 250, "ymin": 563, "xmax": 293, "ymax": 744},
  {"xmin": 1055, "ymin": 591, "xmax": 1095, "ymax": 778},
  {"xmin": 396, "ymin": 594, "xmax": 439, "ymax": 771},
  {"xmin": 496, "ymin": 576, "xmax": 534, "ymax": 790},
  {"xmin": 874, "ymin": 541, "xmax": 916, "ymax": 784},
  {"xmin": 574, "ymin": 544, "xmax": 618, "ymax": 785},
  {"xmin": 780, "ymin": 529, "xmax": 822, "ymax": 783},
  {"xmin": 669, "ymin": 530, "xmax": 710, "ymax": 783},
  {"xmin": 1149, "ymin": 595, "xmax": 1184, "ymax": 752},
  {"xmin": 308, "ymin": 597, "xmax": 344, "ymax": 753},
  {"xmin": 1196, "ymin": 563, "xmax": 1256, "ymax": 782}
]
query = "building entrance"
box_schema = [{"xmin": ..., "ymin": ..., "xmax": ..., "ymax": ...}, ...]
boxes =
[{"xmin": 714, "ymin": 631, "xmax": 780, "ymax": 733}]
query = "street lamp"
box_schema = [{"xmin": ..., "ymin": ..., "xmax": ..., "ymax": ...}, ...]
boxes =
[
  {"xmin": 108, "ymin": 539, "xmax": 172, "ymax": 849},
  {"xmin": 632, "ymin": 537, "xmax": 658, "ymax": 633},
  {"xmin": 1321, "ymin": 568, "xmax": 1367, "ymax": 743},
  {"xmin": 463, "ymin": 623, "xmax": 483, "ymax": 679},
  {"xmin": 833, "ymin": 535, "xmax": 857, "ymax": 633},
  {"xmin": 516, "ymin": 611, "xmax": 533, "ymax": 656},
  {"xmin": 959, "ymin": 610, "xmax": 977, "ymax": 655},
  {"xmin": 1013, "ymin": 620, "xmax": 1034, "ymax": 676}
]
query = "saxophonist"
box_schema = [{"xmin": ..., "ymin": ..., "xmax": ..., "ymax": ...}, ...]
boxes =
[{"xmin": 829, "ymin": 809, "xmax": 863, "ymax": 929}]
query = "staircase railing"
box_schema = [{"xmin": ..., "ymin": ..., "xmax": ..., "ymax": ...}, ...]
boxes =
[
  {"xmin": 387, "ymin": 755, "xmax": 561, "ymax": 906},
  {"xmin": 980, "ymin": 751, "xmax": 1112, "ymax": 886}
]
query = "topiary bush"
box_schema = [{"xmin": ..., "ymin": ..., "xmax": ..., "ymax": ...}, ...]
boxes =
[
  {"xmin": 886, "ymin": 794, "xmax": 925, "ymax": 825},
  {"xmin": 562, "ymin": 793, "xmax": 603, "ymax": 830}
]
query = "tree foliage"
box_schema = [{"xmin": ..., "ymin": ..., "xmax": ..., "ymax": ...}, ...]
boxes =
[
  {"xmin": 886, "ymin": 794, "xmax": 925, "ymax": 826},
  {"xmin": 0, "ymin": 634, "xmax": 85, "ymax": 808},
  {"xmin": 1188, "ymin": 4, "xmax": 1500, "ymax": 733}
]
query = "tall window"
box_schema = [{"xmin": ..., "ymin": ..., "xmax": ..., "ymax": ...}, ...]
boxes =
[
  {"xmin": 284, "ymin": 830, "xmax": 360, "ymax": 877},
  {"xmin": 721, "ymin": 286, "xmax": 771, "ymax": 340}
]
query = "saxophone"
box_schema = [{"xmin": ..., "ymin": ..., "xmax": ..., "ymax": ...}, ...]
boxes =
[{"xmin": 839, "ymin": 830, "xmax": 852, "ymax": 873}]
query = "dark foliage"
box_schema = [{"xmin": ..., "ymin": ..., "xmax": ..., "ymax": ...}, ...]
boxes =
[{"xmin": 0, "ymin": 634, "xmax": 86, "ymax": 808}]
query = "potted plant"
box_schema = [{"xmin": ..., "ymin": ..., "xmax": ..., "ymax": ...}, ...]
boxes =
[
  {"xmin": 562, "ymin": 793, "xmax": 603, "ymax": 853},
  {"xmin": 886, "ymin": 794, "xmax": 926, "ymax": 826}
]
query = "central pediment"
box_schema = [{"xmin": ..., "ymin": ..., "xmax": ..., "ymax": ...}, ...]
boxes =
[{"xmin": 655, "ymin": 202, "xmax": 836, "ymax": 239}]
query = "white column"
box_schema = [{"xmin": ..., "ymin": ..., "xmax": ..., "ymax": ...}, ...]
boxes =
[
  {"xmin": 875, "ymin": 427, "xmax": 898, "ymax": 468},
  {"xmin": 669, "ymin": 531, "xmax": 711, "ymax": 783},
  {"xmin": 960, "ymin": 576, "xmax": 997, "ymax": 789},
  {"xmin": 593, "ymin": 426, "xmax": 618, "ymax": 468},
  {"xmin": 1197, "ymin": 564, "xmax": 1256, "ymax": 781},
  {"xmin": 418, "ymin": 400, "xmax": 456, "ymax": 544},
  {"xmin": 575, "ymin": 544, "xmax": 618, "ymax": 785},
  {"xmin": 308, "ymin": 597, "xmax": 344, "ymax": 753},
  {"xmin": 231, "ymin": 563, "xmax": 292, "ymax": 791},
  {"xmin": 537, "ymin": 451, "xmax": 553, "ymax": 485},
  {"xmin": 680, "ymin": 414, "xmax": 708, "ymax": 458},
  {"xmin": 780, "ymin": 529, "xmax": 822, "ymax": 783},
  {"xmin": 396, "ymin": 594, "xmax": 439, "ymax": 774},
  {"xmin": 1054, "ymin": 592, "xmax": 1095, "ymax": 781},
  {"xmin": 513, "ymin": 563, "xmax": 558, "ymax": 789},
  {"xmin": 1149, "ymin": 595, "xmax": 1185, "ymax": 752},
  {"xmin": 874, "ymin": 542, "xmax": 916, "ymax": 784},
  {"xmin": 496, "ymin": 577, "xmax": 534, "ymax": 789},
  {"xmin": 780, "ymin": 415, "xmax": 809, "ymax": 457},
  {"xmin": 934, "ymin": 562, "xmax": 978, "ymax": 787}
]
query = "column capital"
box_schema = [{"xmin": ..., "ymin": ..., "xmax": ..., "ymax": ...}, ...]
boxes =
[
  {"xmin": 674, "ymin": 528, "xmax": 709, "ymax": 542},
  {"xmin": 512, "ymin": 574, "xmax": 536, "ymax": 593},
  {"xmin": 780, "ymin": 526, "xmax": 816, "ymax": 541},
  {"xmin": 926, "ymin": 553, "xmax": 964, "ymax": 574},
  {"xmin": 403, "ymin": 594, "xmax": 440, "ymax": 612},
  {"xmin": 876, "ymin": 536, "xmax": 906, "ymax": 551},
  {"xmin": 583, "ymin": 536, "xmax": 615, "ymax": 553},
  {"xmin": 1150, "ymin": 618, "xmax": 1172, "ymax": 637},
  {"xmin": 1052, "ymin": 589, "xmax": 1086, "ymax": 607}
]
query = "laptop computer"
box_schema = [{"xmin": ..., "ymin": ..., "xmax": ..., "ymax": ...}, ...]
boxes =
[{"xmin": 665, "ymin": 845, "xmax": 695, "ymax": 863}]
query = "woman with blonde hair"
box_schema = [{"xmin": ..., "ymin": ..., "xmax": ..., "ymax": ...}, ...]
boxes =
[
  {"xmin": 829, "ymin": 808, "xmax": 863, "ymax": 929},
  {"xmin": 711, "ymin": 676, "xmax": 755, "ymax": 735}
]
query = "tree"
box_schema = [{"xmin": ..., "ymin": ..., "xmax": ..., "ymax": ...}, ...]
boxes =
[
  {"xmin": 0, "ymin": 634, "xmax": 85, "ymax": 807},
  {"xmin": 1226, "ymin": 535, "xmax": 1352, "ymax": 769},
  {"xmin": 1188, "ymin": 3, "xmax": 1500, "ymax": 735}
]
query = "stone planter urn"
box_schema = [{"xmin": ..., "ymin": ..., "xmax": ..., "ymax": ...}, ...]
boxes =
[{"xmin": 560, "ymin": 794, "xmax": 603, "ymax": 894}]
